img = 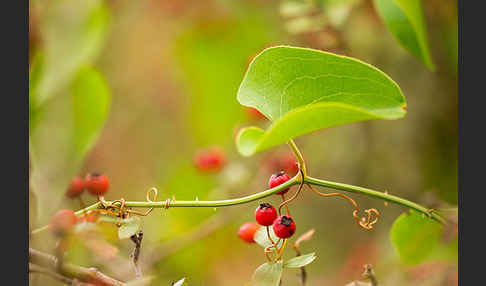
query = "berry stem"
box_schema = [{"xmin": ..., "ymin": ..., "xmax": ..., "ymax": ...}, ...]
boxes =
[
  {"xmin": 280, "ymin": 194, "xmax": 291, "ymax": 216},
  {"xmin": 266, "ymin": 226, "xmax": 275, "ymax": 245}
]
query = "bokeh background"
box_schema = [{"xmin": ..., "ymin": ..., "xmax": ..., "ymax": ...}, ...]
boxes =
[{"xmin": 29, "ymin": 0, "xmax": 458, "ymax": 285}]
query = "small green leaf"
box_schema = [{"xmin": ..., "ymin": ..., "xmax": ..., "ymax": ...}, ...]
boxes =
[
  {"xmin": 118, "ymin": 217, "xmax": 142, "ymax": 240},
  {"xmin": 254, "ymin": 226, "xmax": 284, "ymax": 249},
  {"xmin": 71, "ymin": 67, "xmax": 111, "ymax": 162},
  {"xmin": 390, "ymin": 210, "xmax": 443, "ymax": 265},
  {"xmin": 283, "ymin": 252, "xmax": 316, "ymax": 268},
  {"xmin": 236, "ymin": 46, "xmax": 406, "ymax": 156},
  {"xmin": 172, "ymin": 278, "xmax": 187, "ymax": 286},
  {"xmin": 251, "ymin": 261, "xmax": 283, "ymax": 286},
  {"xmin": 373, "ymin": 0, "xmax": 435, "ymax": 70}
]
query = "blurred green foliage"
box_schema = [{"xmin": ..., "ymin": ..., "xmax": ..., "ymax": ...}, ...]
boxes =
[{"xmin": 29, "ymin": 0, "xmax": 457, "ymax": 285}]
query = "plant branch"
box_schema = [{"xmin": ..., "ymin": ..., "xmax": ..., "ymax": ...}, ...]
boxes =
[
  {"xmin": 29, "ymin": 248, "xmax": 125, "ymax": 286},
  {"xmin": 30, "ymin": 263, "xmax": 75, "ymax": 285},
  {"xmin": 130, "ymin": 231, "xmax": 143, "ymax": 279},
  {"xmin": 304, "ymin": 176, "xmax": 445, "ymax": 224},
  {"xmin": 31, "ymin": 166, "xmax": 446, "ymax": 236}
]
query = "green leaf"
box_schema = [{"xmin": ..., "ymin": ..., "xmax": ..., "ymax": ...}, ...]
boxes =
[
  {"xmin": 390, "ymin": 210, "xmax": 443, "ymax": 265},
  {"xmin": 118, "ymin": 217, "xmax": 142, "ymax": 240},
  {"xmin": 236, "ymin": 46, "xmax": 406, "ymax": 156},
  {"xmin": 35, "ymin": 0, "xmax": 110, "ymax": 106},
  {"xmin": 254, "ymin": 226, "xmax": 284, "ymax": 249},
  {"xmin": 29, "ymin": 53, "xmax": 45, "ymax": 134},
  {"xmin": 172, "ymin": 278, "xmax": 187, "ymax": 286},
  {"xmin": 283, "ymin": 252, "xmax": 316, "ymax": 268},
  {"xmin": 373, "ymin": 0, "xmax": 435, "ymax": 70},
  {"xmin": 71, "ymin": 67, "xmax": 111, "ymax": 162},
  {"xmin": 251, "ymin": 261, "xmax": 283, "ymax": 286}
]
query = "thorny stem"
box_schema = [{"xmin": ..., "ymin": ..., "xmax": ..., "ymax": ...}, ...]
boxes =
[
  {"xmin": 31, "ymin": 142, "xmax": 445, "ymax": 235},
  {"xmin": 304, "ymin": 176, "xmax": 445, "ymax": 224}
]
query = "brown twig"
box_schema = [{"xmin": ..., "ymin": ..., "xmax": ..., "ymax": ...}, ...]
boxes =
[
  {"xmin": 29, "ymin": 263, "xmax": 74, "ymax": 285},
  {"xmin": 29, "ymin": 248, "xmax": 125, "ymax": 286},
  {"xmin": 130, "ymin": 231, "xmax": 143, "ymax": 279},
  {"xmin": 362, "ymin": 264, "xmax": 378, "ymax": 286}
]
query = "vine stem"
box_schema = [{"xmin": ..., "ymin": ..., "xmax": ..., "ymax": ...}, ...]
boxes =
[
  {"xmin": 31, "ymin": 173, "xmax": 444, "ymax": 235},
  {"xmin": 304, "ymin": 176, "xmax": 445, "ymax": 224}
]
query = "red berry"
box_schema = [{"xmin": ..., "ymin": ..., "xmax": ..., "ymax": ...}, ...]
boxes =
[
  {"xmin": 255, "ymin": 203, "xmax": 278, "ymax": 226},
  {"xmin": 268, "ymin": 171, "xmax": 291, "ymax": 195},
  {"xmin": 245, "ymin": 107, "xmax": 267, "ymax": 120},
  {"xmin": 65, "ymin": 176, "xmax": 85, "ymax": 198},
  {"xmin": 272, "ymin": 215, "xmax": 296, "ymax": 239},
  {"xmin": 238, "ymin": 222, "xmax": 260, "ymax": 243},
  {"xmin": 194, "ymin": 148, "xmax": 226, "ymax": 172},
  {"xmin": 85, "ymin": 173, "xmax": 110, "ymax": 196},
  {"xmin": 50, "ymin": 209, "xmax": 77, "ymax": 236}
]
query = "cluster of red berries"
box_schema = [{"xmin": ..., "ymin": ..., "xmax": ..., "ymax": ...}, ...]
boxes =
[
  {"xmin": 50, "ymin": 173, "xmax": 110, "ymax": 237},
  {"xmin": 65, "ymin": 173, "xmax": 110, "ymax": 198},
  {"xmin": 194, "ymin": 148, "xmax": 226, "ymax": 172},
  {"xmin": 238, "ymin": 171, "xmax": 296, "ymax": 243}
]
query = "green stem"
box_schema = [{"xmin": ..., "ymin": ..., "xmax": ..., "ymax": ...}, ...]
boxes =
[
  {"xmin": 31, "ymin": 176, "xmax": 300, "ymax": 235},
  {"xmin": 304, "ymin": 176, "xmax": 445, "ymax": 224},
  {"xmin": 31, "ymin": 172, "xmax": 446, "ymax": 235},
  {"xmin": 288, "ymin": 139, "xmax": 306, "ymax": 176}
]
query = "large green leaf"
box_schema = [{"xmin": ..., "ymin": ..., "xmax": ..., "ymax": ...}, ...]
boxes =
[
  {"xmin": 251, "ymin": 261, "xmax": 283, "ymax": 286},
  {"xmin": 373, "ymin": 0, "xmax": 435, "ymax": 70},
  {"xmin": 390, "ymin": 210, "xmax": 443, "ymax": 265},
  {"xmin": 236, "ymin": 46, "xmax": 406, "ymax": 156},
  {"xmin": 71, "ymin": 67, "xmax": 111, "ymax": 162},
  {"xmin": 34, "ymin": 0, "xmax": 110, "ymax": 106}
]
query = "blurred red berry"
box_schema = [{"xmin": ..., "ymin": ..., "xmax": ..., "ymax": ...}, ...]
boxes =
[
  {"xmin": 79, "ymin": 213, "xmax": 99, "ymax": 223},
  {"xmin": 85, "ymin": 173, "xmax": 110, "ymax": 196},
  {"xmin": 265, "ymin": 153, "xmax": 299, "ymax": 177},
  {"xmin": 268, "ymin": 171, "xmax": 291, "ymax": 195},
  {"xmin": 194, "ymin": 148, "xmax": 226, "ymax": 172},
  {"xmin": 255, "ymin": 203, "xmax": 278, "ymax": 226},
  {"xmin": 238, "ymin": 222, "xmax": 260, "ymax": 243},
  {"xmin": 245, "ymin": 107, "xmax": 267, "ymax": 120},
  {"xmin": 65, "ymin": 176, "xmax": 85, "ymax": 198},
  {"xmin": 273, "ymin": 215, "xmax": 296, "ymax": 239},
  {"xmin": 50, "ymin": 209, "xmax": 77, "ymax": 237}
]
